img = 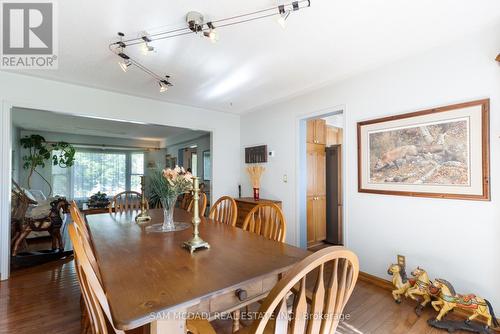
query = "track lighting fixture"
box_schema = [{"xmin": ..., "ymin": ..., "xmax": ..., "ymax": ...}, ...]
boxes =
[
  {"xmin": 277, "ymin": 5, "xmax": 291, "ymax": 29},
  {"xmin": 203, "ymin": 22, "xmax": 218, "ymax": 43},
  {"xmin": 119, "ymin": 59, "xmax": 131, "ymax": 72},
  {"xmin": 109, "ymin": 0, "xmax": 310, "ymax": 92},
  {"xmin": 110, "ymin": 32, "xmax": 173, "ymax": 92},
  {"xmin": 159, "ymin": 76, "xmax": 172, "ymax": 92}
]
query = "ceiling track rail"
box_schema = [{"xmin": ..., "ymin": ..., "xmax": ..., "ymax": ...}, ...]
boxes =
[{"xmin": 108, "ymin": 0, "xmax": 311, "ymax": 92}]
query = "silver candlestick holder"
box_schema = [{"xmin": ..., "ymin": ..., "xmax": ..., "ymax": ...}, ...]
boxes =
[
  {"xmin": 183, "ymin": 177, "xmax": 210, "ymax": 253},
  {"xmin": 135, "ymin": 176, "xmax": 151, "ymax": 222}
]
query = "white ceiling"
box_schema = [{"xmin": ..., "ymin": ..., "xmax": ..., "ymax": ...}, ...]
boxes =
[
  {"xmin": 12, "ymin": 107, "xmax": 206, "ymax": 142},
  {"xmin": 8, "ymin": 0, "xmax": 500, "ymax": 113}
]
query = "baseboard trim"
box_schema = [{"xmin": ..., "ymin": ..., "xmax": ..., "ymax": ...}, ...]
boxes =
[{"xmin": 358, "ymin": 271, "xmax": 500, "ymax": 332}]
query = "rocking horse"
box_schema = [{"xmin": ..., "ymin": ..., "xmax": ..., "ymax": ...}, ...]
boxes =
[
  {"xmin": 428, "ymin": 279, "xmax": 499, "ymax": 332},
  {"xmin": 10, "ymin": 180, "xmax": 70, "ymax": 262},
  {"xmin": 387, "ymin": 263, "xmax": 415, "ymax": 303},
  {"xmin": 405, "ymin": 266, "xmax": 433, "ymax": 315}
]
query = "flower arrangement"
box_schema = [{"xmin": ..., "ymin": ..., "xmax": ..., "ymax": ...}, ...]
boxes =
[
  {"xmin": 149, "ymin": 166, "xmax": 193, "ymax": 231},
  {"xmin": 246, "ymin": 165, "xmax": 265, "ymax": 200}
]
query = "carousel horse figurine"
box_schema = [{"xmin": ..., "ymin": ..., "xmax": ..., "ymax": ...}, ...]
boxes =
[
  {"xmin": 430, "ymin": 279, "xmax": 499, "ymax": 330},
  {"xmin": 406, "ymin": 266, "xmax": 432, "ymax": 315},
  {"xmin": 387, "ymin": 263, "xmax": 415, "ymax": 303}
]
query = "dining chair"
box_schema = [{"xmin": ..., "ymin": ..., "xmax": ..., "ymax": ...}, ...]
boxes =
[
  {"xmin": 179, "ymin": 193, "xmax": 193, "ymax": 210},
  {"xmin": 208, "ymin": 196, "xmax": 237, "ymax": 226},
  {"xmin": 69, "ymin": 202, "xmax": 105, "ymax": 334},
  {"xmin": 245, "ymin": 246, "xmax": 359, "ymax": 334},
  {"xmin": 110, "ymin": 191, "xmax": 146, "ymax": 213},
  {"xmin": 241, "ymin": 203, "xmax": 286, "ymax": 243},
  {"xmin": 187, "ymin": 192, "xmax": 208, "ymax": 216},
  {"xmin": 70, "ymin": 205, "xmax": 214, "ymax": 334}
]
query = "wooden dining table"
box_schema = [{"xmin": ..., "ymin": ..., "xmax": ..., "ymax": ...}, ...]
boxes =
[{"xmin": 85, "ymin": 208, "xmax": 310, "ymax": 334}]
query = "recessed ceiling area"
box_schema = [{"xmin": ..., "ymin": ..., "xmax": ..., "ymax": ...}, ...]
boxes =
[
  {"xmin": 7, "ymin": 0, "xmax": 500, "ymax": 114},
  {"xmin": 12, "ymin": 107, "xmax": 207, "ymax": 145}
]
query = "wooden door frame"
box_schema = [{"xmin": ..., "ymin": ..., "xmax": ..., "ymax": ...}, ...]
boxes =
[{"xmin": 295, "ymin": 106, "xmax": 347, "ymax": 249}]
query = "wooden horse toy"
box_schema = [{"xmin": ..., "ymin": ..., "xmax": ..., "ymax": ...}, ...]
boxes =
[
  {"xmin": 406, "ymin": 266, "xmax": 432, "ymax": 315},
  {"xmin": 428, "ymin": 279, "xmax": 499, "ymax": 333},
  {"xmin": 387, "ymin": 263, "xmax": 415, "ymax": 303}
]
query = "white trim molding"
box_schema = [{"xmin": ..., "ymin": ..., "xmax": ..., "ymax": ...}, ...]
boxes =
[{"xmin": 0, "ymin": 101, "xmax": 12, "ymax": 280}]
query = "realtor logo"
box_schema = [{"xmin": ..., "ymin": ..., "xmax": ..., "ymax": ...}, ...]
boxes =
[{"xmin": 1, "ymin": 0, "xmax": 58, "ymax": 68}]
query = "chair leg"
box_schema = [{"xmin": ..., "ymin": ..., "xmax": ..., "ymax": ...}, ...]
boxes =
[
  {"xmin": 232, "ymin": 309, "xmax": 240, "ymax": 333},
  {"xmin": 80, "ymin": 294, "xmax": 91, "ymax": 334}
]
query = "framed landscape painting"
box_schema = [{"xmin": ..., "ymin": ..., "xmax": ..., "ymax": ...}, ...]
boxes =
[{"xmin": 357, "ymin": 99, "xmax": 490, "ymax": 200}]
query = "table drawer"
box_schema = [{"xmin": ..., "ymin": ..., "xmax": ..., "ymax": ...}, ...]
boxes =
[{"xmin": 209, "ymin": 280, "xmax": 263, "ymax": 313}]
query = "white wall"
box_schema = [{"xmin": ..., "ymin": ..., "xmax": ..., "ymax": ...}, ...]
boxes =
[
  {"xmin": 0, "ymin": 72, "xmax": 240, "ymax": 279},
  {"xmin": 241, "ymin": 24, "xmax": 500, "ymax": 308}
]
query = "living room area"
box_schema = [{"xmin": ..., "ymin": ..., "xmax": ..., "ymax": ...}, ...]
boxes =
[{"xmin": 10, "ymin": 107, "xmax": 211, "ymax": 265}]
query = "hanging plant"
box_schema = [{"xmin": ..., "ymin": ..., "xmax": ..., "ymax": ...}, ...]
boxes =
[{"xmin": 20, "ymin": 134, "xmax": 76, "ymax": 196}]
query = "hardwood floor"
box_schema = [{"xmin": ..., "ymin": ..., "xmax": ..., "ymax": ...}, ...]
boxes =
[{"xmin": 1, "ymin": 258, "xmax": 475, "ymax": 334}]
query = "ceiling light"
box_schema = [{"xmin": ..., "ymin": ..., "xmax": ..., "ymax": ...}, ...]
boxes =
[
  {"xmin": 159, "ymin": 76, "xmax": 173, "ymax": 93},
  {"xmin": 203, "ymin": 22, "xmax": 218, "ymax": 43},
  {"xmin": 110, "ymin": 1, "xmax": 310, "ymax": 92},
  {"xmin": 159, "ymin": 82, "xmax": 168, "ymax": 92},
  {"xmin": 277, "ymin": 5, "xmax": 291, "ymax": 28},
  {"xmin": 141, "ymin": 43, "xmax": 154, "ymax": 55},
  {"xmin": 118, "ymin": 59, "xmax": 131, "ymax": 72},
  {"xmin": 277, "ymin": 11, "xmax": 290, "ymax": 28}
]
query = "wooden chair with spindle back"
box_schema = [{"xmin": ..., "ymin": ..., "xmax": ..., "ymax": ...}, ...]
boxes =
[
  {"xmin": 242, "ymin": 203, "xmax": 286, "ymax": 243},
  {"xmin": 69, "ymin": 202, "xmax": 104, "ymax": 334},
  {"xmin": 70, "ymin": 217, "xmax": 126, "ymax": 334},
  {"xmin": 110, "ymin": 191, "xmax": 147, "ymax": 213},
  {"xmin": 246, "ymin": 246, "xmax": 359, "ymax": 334},
  {"xmin": 187, "ymin": 192, "xmax": 208, "ymax": 216},
  {"xmin": 208, "ymin": 196, "xmax": 237, "ymax": 226},
  {"xmin": 70, "ymin": 203, "xmax": 214, "ymax": 334},
  {"xmin": 179, "ymin": 193, "xmax": 193, "ymax": 210}
]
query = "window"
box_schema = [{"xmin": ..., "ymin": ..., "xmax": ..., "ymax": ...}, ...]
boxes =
[
  {"xmin": 52, "ymin": 160, "xmax": 70, "ymax": 198},
  {"xmin": 73, "ymin": 151, "xmax": 127, "ymax": 199},
  {"xmin": 52, "ymin": 150, "xmax": 144, "ymax": 200},
  {"xmin": 191, "ymin": 152, "xmax": 197, "ymax": 177},
  {"xmin": 130, "ymin": 153, "xmax": 144, "ymax": 192}
]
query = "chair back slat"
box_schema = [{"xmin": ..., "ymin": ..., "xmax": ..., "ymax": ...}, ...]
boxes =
[
  {"xmin": 291, "ymin": 276, "xmax": 308, "ymax": 334},
  {"xmin": 208, "ymin": 196, "xmax": 237, "ymax": 226},
  {"xmin": 319, "ymin": 259, "xmax": 338, "ymax": 334},
  {"xmin": 110, "ymin": 191, "xmax": 145, "ymax": 213},
  {"xmin": 242, "ymin": 203, "xmax": 286, "ymax": 243},
  {"xmin": 307, "ymin": 264, "xmax": 325, "ymax": 334},
  {"xmin": 187, "ymin": 192, "xmax": 208, "ymax": 216},
  {"xmin": 251, "ymin": 247, "xmax": 359, "ymax": 334},
  {"xmin": 274, "ymin": 296, "xmax": 289, "ymax": 334}
]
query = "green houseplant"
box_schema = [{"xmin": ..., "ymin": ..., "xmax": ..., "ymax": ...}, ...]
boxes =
[{"xmin": 20, "ymin": 134, "xmax": 76, "ymax": 196}]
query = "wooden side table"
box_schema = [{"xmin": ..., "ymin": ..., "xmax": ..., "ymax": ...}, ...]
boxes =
[{"xmin": 234, "ymin": 197, "xmax": 282, "ymax": 228}]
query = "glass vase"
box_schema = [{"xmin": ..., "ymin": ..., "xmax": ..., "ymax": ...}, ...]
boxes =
[{"xmin": 160, "ymin": 196, "xmax": 177, "ymax": 231}]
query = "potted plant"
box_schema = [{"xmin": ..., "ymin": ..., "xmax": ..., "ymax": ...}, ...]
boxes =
[
  {"xmin": 20, "ymin": 134, "xmax": 76, "ymax": 196},
  {"xmin": 88, "ymin": 191, "xmax": 110, "ymax": 209}
]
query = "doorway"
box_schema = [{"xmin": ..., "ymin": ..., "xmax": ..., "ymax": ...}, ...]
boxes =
[{"xmin": 301, "ymin": 111, "xmax": 344, "ymax": 250}]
